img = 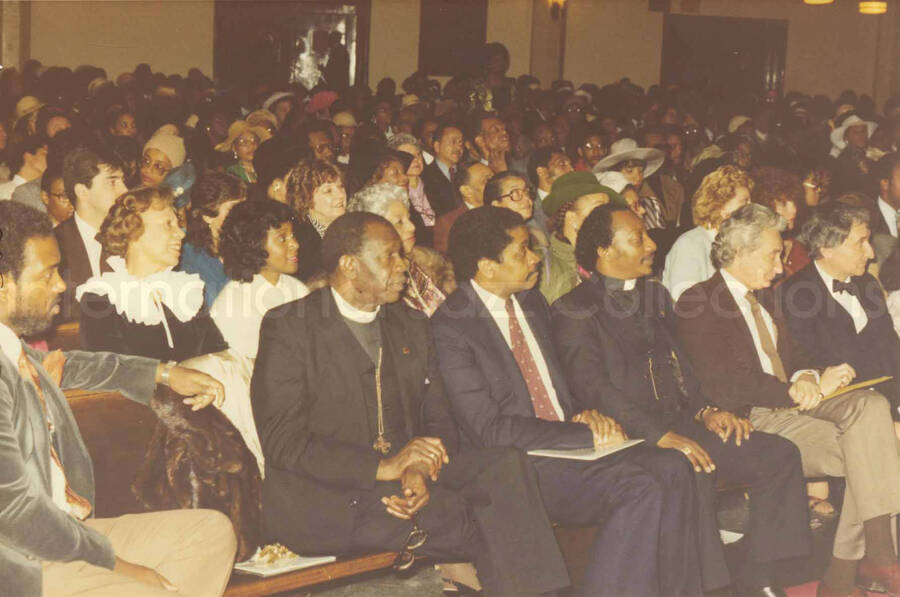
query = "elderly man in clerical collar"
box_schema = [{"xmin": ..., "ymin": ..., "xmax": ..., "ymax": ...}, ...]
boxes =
[
  {"xmin": 676, "ymin": 203, "xmax": 900, "ymax": 597},
  {"xmin": 251, "ymin": 211, "xmax": 569, "ymax": 597}
]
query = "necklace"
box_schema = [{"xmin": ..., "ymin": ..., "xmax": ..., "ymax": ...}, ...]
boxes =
[{"xmin": 372, "ymin": 346, "xmax": 392, "ymax": 455}]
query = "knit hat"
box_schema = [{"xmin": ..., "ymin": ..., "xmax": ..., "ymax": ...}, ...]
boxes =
[
  {"xmin": 143, "ymin": 133, "xmax": 186, "ymax": 168},
  {"xmin": 542, "ymin": 171, "xmax": 624, "ymax": 217}
]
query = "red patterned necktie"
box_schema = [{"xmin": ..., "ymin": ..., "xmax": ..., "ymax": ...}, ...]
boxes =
[
  {"xmin": 18, "ymin": 352, "xmax": 92, "ymax": 520},
  {"xmin": 505, "ymin": 299, "xmax": 559, "ymax": 421}
]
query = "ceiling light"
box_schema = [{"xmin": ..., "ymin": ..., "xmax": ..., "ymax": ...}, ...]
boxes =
[{"xmin": 859, "ymin": 1, "xmax": 887, "ymax": 14}]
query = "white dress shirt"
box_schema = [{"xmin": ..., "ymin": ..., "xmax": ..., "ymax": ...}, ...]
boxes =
[
  {"xmin": 0, "ymin": 322, "xmax": 70, "ymax": 514},
  {"xmin": 720, "ymin": 269, "xmax": 813, "ymax": 383},
  {"xmin": 210, "ymin": 274, "xmax": 309, "ymax": 359},
  {"xmin": 0, "ymin": 174, "xmax": 26, "ymax": 200},
  {"xmin": 878, "ymin": 197, "xmax": 898, "ymax": 238},
  {"xmin": 471, "ymin": 281, "xmax": 565, "ymax": 420},
  {"xmin": 73, "ymin": 212, "xmax": 104, "ymax": 277},
  {"xmin": 814, "ymin": 262, "xmax": 868, "ymax": 333},
  {"xmin": 663, "ymin": 226, "xmax": 717, "ymax": 302}
]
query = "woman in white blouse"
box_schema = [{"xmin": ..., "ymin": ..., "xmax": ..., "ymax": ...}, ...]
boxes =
[
  {"xmin": 212, "ymin": 199, "xmax": 309, "ymax": 359},
  {"xmin": 663, "ymin": 165, "xmax": 753, "ymax": 301}
]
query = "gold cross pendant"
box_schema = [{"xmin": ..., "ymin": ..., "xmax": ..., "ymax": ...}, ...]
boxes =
[{"xmin": 373, "ymin": 435, "xmax": 392, "ymax": 455}]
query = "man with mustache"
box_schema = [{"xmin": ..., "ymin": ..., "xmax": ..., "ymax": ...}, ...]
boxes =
[
  {"xmin": 432, "ymin": 205, "xmax": 703, "ymax": 597},
  {"xmin": 551, "ymin": 204, "xmax": 810, "ymax": 597},
  {"xmin": 251, "ymin": 211, "xmax": 569, "ymax": 597},
  {"xmin": 0, "ymin": 202, "xmax": 236, "ymax": 596}
]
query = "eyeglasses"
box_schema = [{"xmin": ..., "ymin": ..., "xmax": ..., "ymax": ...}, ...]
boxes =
[
  {"xmin": 141, "ymin": 156, "xmax": 172, "ymax": 176},
  {"xmin": 235, "ymin": 135, "xmax": 259, "ymax": 147},
  {"xmin": 392, "ymin": 519, "xmax": 428, "ymax": 571},
  {"xmin": 497, "ymin": 187, "xmax": 532, "ymax": 202},
  {"xmin": 565, "ymin": 104, "xmax": 585, "ymax": 113},
  {"xmin": 311, "ymin": 143, "xmax": 335, "ymax": 154}
]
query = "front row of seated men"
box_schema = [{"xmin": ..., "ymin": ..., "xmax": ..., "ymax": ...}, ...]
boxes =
[{"xmin": 2, "ymin": 198, "xmax": 899, "ymax": 597}]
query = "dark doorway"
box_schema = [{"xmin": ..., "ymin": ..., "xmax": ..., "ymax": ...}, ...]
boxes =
[
  {"xmin": 661, "ymin": 14, "xmax": 787, "ymax": 103},
  {"xmin": 214, "ymin": 0, "xmax": 370, "ymax": 90},
  {"xmin": 418, "ymin": 0, "xmax": 488, "ymax": 77}
]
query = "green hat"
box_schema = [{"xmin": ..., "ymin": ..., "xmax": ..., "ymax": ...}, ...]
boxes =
[{"xmin": 542, "ymin": 171, "xmax": 626, "ymax": 217}]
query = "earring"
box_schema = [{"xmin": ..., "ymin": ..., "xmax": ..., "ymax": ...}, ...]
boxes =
[{"xmin": 233, "ymin": 151, "xmax": 238, "ymax": 160}]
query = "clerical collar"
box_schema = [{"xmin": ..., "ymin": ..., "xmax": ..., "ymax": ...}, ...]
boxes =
[
  {"xmin": 331, "ymin": 287, "xmax": 380, "ymax": 323},
  {"xmin": 596, "ymin": 273, "xmax": 637, "ymax": 292}
]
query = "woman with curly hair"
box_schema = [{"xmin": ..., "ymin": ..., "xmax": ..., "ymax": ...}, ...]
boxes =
[
  {"xmin": 77, "ymin": 186, "xmax": 227, "ymax": 362},
  {"xmin": 75, "ymin": 187, "xmax": 264, "ymax": 548},
  {"xmin": 751, "ymin": 166, "xmax": 807, "ymax": 278},
  {"xmin": 348, "ymin": 183, "xmax": 455, "ymax": 315},
  {"xmin": 180, "ymin": 172, "xmax": 247, "ymax": 306},
  {"xmin": 211, "ymin": 199, "xmax": 308, "ymax": 359},
  {"xmin": 285, "ymin": 158, "xmax": 346, "ymax": 281},
  {"xmin": 663, "ymin": 165, "xmax": 753, "ymax": 301}
]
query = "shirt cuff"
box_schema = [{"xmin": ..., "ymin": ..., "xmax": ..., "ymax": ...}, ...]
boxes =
[{"xmin": 790, "ymin": 369, "xmax": 820, "ymax": 384}]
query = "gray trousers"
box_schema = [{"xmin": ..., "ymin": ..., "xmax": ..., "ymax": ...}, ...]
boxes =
[{"xmin": 749, "ymin": 389, "xmax": 900, "ymax": 559}]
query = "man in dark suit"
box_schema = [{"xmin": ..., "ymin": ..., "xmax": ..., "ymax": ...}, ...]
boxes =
[
  {"xmin": 433, "ymin": 161, "xmax": 492, "ymax": 254},
  {"xmin": 867, "ymin": 153, "xmax": 900, "ymax": 263},
  {"xmin": 422, "ymin": 122, "xmax": 464, "ymax": 217},
  {"xmin": 552, "ymin": 205, "xmax": 809, "ymax": 596},
  {"xmin": 675, "ymin": 204, "xmax": 900, "ymax": 597},
  {"xmin": 251, "ymin": 212, "xmax": 569, "ymax": 597},
  {"xmin": 55, "ymin": 145, "xmax": 127, "ymax": 320},
  {"xmin": 779, "ymin": 201, "xmax": 900, "ymax": 418},
  {"xmin": 0, "ymin": 202, "xmax": 236, "ymax": 597},
  {"xmin": 432, "ymin": 206, "xmax": 703, "ymax": 597}
]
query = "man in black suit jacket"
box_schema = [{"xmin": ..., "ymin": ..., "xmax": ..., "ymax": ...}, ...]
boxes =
[
  {"xmin": 779, "ymin": 202, "xmax": 900, "ymax": 418},
  {"xmin": 552, "ymin": 205, "xmax": 809, "ymax": 596},
  {"xmin": 56, "ymin": 145, "xmax": 127, "ymax": 320},
  {"xmin": 432, "ymin": 206, "xmax": 703, "ymax": 597},
  {"xmin": 251, "ymin": 212, "xmax": 568, "ymax": 597},
  {"xmin": 422, "ymin": 122, "xmax": 464, "ymax": 217}
]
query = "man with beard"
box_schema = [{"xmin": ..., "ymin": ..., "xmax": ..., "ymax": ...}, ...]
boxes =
[
  {"xmin": 251, "ymin": 212, "xmax": 569, "ymax": 597},
  {"xmin": 0, "ymin": 202, "xmax": 236, "ymax": 596}
]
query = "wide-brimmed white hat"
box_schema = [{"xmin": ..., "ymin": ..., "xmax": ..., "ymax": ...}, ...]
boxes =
[
  {"xmin": 591, "ymin": 138, "xmax": 664, "ymax": 178},
  {"xmin": 830, "ymin": 114, "xmax": 877, "ymax": 151}
]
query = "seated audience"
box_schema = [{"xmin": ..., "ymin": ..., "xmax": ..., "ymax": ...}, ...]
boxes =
[
  {"xmin": 527, "ymin": 146, "xmax": 574, "ymax": 236},
  {"xmin": 538, "ymin": 171, "xmax": 619, "ymax": 304},
  {"xmin": 389, "ymin": 133, "xmax": 437, "ymax": 247},
  {"xmin": 552, "ymin": 204, "xmax": 810, "ymax": 595},
  {"xmin": 0, "ymin": 135, "xmax": 47, "ymax": 200},
  {"xmin": 139, "ymin": 132, "xmax": 185, "ymax": 188},
  {"xmin": 215, "ymin": 120, "xmax": 271, "ymax": 184},
  {"xmin": 212, "ymin": 198, "xmax": 309, "ymax": 359},
  {"xmin": 251, "ymin": 211, "xmax": 570, "ymax": 597},
  {"xmin": 432, "ymin": 206, "xmax": 703, "ymax": 597},
  {"xmin": 573, "ymin": 128, "xmax": 609, "ymax": 172},
  {"xmin": 663, "ymin": 165, "xmax": 753, "ymax": 301},
  {"xmin": 253, "ymin": 137, "xmax": 305, "ymax": 203},
  {"xmin": 870, "ymin": 152, "xmax": 900, "ymax": 264},
  {"xmin": 284, "ymin": 158, "xmax": 347, "ymax": 282},
  {"xmin": 39, "ymin": 162, "xmax": 74, "ymax": 227},
  {"xmin": 55, "ymin": 144, "xmax": 128, "ymax": 320},
  {"xmin": 0, "ymin": 201, "xmax": 236, "ymax": 597},
  {"xmin": 422, "ymin": 122, "xmax": 465, "ymax": 216},
  {"xmin": 592, "ymin": 138, "xmax": 667, "ymax": 230},
  {"xmin": 433, "ymin": 161, "xmax": 493, "ymax": 255},
  {"xmin": 180, "ymin": 172, "xmax": 247, "ymax": 307},
  {"xmin": 348, "ymin": 183, "xmax": 454, "ymax": 315},
  {"xmin": 778, "ymin": 202, "xmax": 900, "ymax": 419},
  {"xmin": 751, "ymin": 166, "xmax": 805, "ymax": 278},
  {"xmin": 675, "ymin": 204, "xmax": 900, "ymax": 597}
]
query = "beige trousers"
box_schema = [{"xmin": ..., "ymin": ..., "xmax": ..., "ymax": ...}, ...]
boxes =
[
  {"xmin": 42, "ymin": 509, "xmax": 237, "ymax": 597},
  {"xmin": 750, "ymin": 389, "xmax": 900, "ymax": 560}
]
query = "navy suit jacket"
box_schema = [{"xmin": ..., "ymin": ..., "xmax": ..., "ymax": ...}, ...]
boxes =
[
  {"xmin": 431, "ymin": 281, "xmax": 593, "ymax": 452},
  {"xmin": 778, "ymin": 263, "xmax": 900, "ymax": 414},
  {"xmin": 421, "ymin": 160, "xmax": 459, "ymax": 217}
]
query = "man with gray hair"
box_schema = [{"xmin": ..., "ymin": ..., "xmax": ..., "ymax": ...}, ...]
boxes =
[
  {"xmin": 675, "ymin": 203, "xmax": 900, "ymax": 597},
  {"xmin": 778, "ymin": 202, "xmax": 900, "ymax": 420}
]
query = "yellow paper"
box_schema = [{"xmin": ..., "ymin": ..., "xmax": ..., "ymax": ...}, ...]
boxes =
[{"xmin": 789, "ymin": 376, "xmax": 893, "ymax": 410}]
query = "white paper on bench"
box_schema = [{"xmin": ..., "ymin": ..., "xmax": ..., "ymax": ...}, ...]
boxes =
[
  {"xmin": 234, "ymin": 554, "xmax": 338, "ymax": 577},
  {"xmin": 527, "ymin": 439, "xmax": 645, "ymax": 460}
]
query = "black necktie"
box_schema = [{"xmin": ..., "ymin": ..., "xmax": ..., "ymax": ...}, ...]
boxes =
[{"xmin": 832, "ymin": 279, "xmax": 856, "ymax": 295}]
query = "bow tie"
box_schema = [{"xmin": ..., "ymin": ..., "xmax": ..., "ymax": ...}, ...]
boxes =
[{"xmin": 832, "ymin": 279, "xmax": 856, "ymax": 295}]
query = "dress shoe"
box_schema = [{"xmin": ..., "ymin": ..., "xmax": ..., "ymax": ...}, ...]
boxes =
[
  {"xmin": 738, "ymin": 586, "xmax": 787, "ymax": 597},
  {"xmin": 815, "ymin": 582, "xmax": 866, "ymax": 597},
  {"xmin": 857, "ymin": 558, "xmax": 900, "ymax": 595}
]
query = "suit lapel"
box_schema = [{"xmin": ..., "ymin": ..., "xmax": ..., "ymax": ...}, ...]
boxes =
[
  {"xmin": 0, "ymin": 349, "xmax": 51, "ymax": 490},
  {"xmin": 711, "ymin": 272, "xmax": 769, "ymax": 369},
  {"xmin": 811, "ymin": 268, "xmax": 858, "ymax": 337}
]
